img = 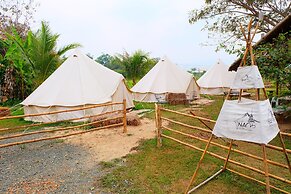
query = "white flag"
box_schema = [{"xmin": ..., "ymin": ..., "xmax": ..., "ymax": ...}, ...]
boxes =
[
  {"xmin": 213, "ymin": 99, "xmax": 279, "ymax": 144},
  {"xmin": 231, "ymin": 66, "xmax": 264, "ymax": 89}
]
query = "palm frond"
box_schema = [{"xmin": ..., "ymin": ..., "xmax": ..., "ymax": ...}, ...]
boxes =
[{"xmin": 57, "ymin": 43, "xmax": 81, "ymax": 56}]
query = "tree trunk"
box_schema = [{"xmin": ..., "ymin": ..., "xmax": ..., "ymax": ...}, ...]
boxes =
[{"xmin": 276, "ymin": 76, "xmax": 279, "ymax": 96}]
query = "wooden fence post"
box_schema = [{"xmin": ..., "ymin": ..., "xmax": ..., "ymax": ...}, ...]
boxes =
[
  {"xmin": 123, "ymin": 99, "xmax": 127, "ymax": 133},
  {"xmin": 155, "ymin": 103, "xmax": 162, "ymax": 147},
  {"xmin": 262, "ymin": 144, "xmax": 271, "ymax": 194}
]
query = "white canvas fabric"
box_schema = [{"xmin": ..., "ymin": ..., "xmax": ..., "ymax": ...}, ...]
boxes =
[
  {"xmin": 21, "ymin": 50, "xmax": 134, "ymax": 122},
  {"xmin": 131, "ymin": 56, "xmax": 200, "ymax": 102},
  {"xmin": 197, "ymin": 60, "xmax": 236, "ymax": 95},
  {"xmin": 231, "ymin": 65, "xmax": 264, "ymax": 89},
  {"xmin": 213, "ymin": 98, "xmax": 279, "ymax": 144},
  {"xmin": 199, "ymin": 87, "xmax": 229, "ymax": 95}
]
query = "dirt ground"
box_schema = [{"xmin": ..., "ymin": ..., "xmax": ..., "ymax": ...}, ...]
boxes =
[
  {"xmin": 0, "ymin": 117, "xmax": 157, "ymax": 193},
  {"xmin": 65, "ymin": 118, "xmax": 156, "ymax": 162},
  {"xmin": 278, "ymin": 118, "xmax": 291, "ymax": 133}
]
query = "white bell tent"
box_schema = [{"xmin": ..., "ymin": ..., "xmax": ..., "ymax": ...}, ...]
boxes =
[
  {"xmin": 197, "ymin": 60, "xmax": 236, "ymax": 95},
  {"xmin": 21, "ymin": 50, "xmax": 134, "ymax": 122},
  {"xmin": 131, "ymin": 56, "xmax": 200, "ymax": 102}
]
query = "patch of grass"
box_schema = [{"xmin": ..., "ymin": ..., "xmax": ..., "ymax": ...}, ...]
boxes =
[
  {"xmin": 53, "ymin": 139, "xmax": 65, "ymax": 144},
  {"xmin": 100, "ymin": 158, "xmax": 124, "ymax": 169},
  {"xmin": 133, "ymin": 101, "xmax": 155, "ymax": 110},
  {"xmin": 99, "ymin": 96, "xmax": 291, "ymax": 193},
  {"xmin": 100, "ymin": 161, "xmax": 116, "ymax": 169},
  {"xmin": 19, "ymin": 144, "xmax": 27, "ymax": 150},
  {"xmin": 0, "ymin": 108, "xmax": 32, "ymax": 129}
]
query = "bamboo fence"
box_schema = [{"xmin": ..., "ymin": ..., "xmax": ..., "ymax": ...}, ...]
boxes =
[
  {"xmin": 0, "ymin": 100, "xmax": 128, "ymax": 149},
  {"xmin": 155, "ymin": 105, "xmax": 291, "ymax": 194}
]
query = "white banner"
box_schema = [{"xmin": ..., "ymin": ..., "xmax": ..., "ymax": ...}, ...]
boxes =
[
  {"xmin": 231, "ymin": 66, "xmax": 264, "ymax": 89},
  {"xmin": 213, "ymin": 99, "xmax": 279, "ymax": 144}
]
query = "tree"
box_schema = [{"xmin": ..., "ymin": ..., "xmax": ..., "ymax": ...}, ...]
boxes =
[
  {"xmin": 96, "ymin": 53, "xmax": 113, "ymax": 65},
  {"xmin": 113, "ymin": 50, "xmax": 156, "ymax": 85},
  {"xmin": 10, "ymin": 21, "xmax": 81, "ymax": 89},
  {"xmin": 1, "ymin": 21, "xmax": 81, "ymax": 101},
  {"xmin": 0, "ymin": 0, "xmax": 37, "ymax": 38},
  {"xmin": 0, "ymin": 29, "xmax": 33, "ymax": 100},
  {"xmin": 255, "ymin": 31, "xmax": 291, "ymax": 95},
  {"xmin": 0, "ymin": 0, "xmax": 37, "ymax": 101},
  {"xmin": 188, "ymin": 68, "xmax": 206, "ymax": 79},
  {"xmin": 95, "ymin": 53, "xmax": 123, "ymax": 72},
  {"xmin": 189, "ymin": 0, "xmax": 290, "ymax": 53}
]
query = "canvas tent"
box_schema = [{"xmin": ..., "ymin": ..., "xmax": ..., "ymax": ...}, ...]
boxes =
[
  {"xmin": 197, "ymin": 60, "xmax": 236, "ymax": 95},
  {"xmin": 21, "ymin": 50, "xmax": 134, "ymax": 122},
  {"xmin": 131, "ymin": 56, "xmax": 200, "ymax": 102}
]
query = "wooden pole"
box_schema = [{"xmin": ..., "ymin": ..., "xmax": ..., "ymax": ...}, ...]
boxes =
[
  {"xmin": 162, "ymin": 117, "xmax": 211, "ymax": 133},
  {"xmin": 262, "ymin": 144, "xmax": 271, "ymax": 194},
  {"xmin": 223, "ymin": 139, "xmax": 233, "ymax": 170},
  {"xmin": 0, "ymin": 101, "xmax": 123, "ymax": 121},
  {"xmin": 249, "ymin": 41, "xmax": 256, "ymax": 66},
  {"xmin": 226, "ymin": 168, "xmax": 289, "ymax": 194},
  {"xmin": 188, "ymin": 169, "xmax": 223, "ymax": 193},
  {"xmin": 239, "ymin": 23, "xmax": 247, "ymax": 41},
  {"xmin": 262, "ymin": 88, "xmax": 268, "ymax": 100},
  {"xmin": 281, "ymin": 132, "xmax": 291, "ymax": 137},
  {"xmin": 189, "ymin": 111, "xmax": 213, "ymax": 131},
  {"xmin": 238, "ymin": 89, "xmax": 243, "ymax": 101},
  {"xmin": 256, "ymin": 88, "xmax": 260, "ymax": 101},
  {"xmin": 226, "ymin": 89, "xmax": 232, "ymax": 100},
  {"xmin": 0, "ymin": 116, "xmax": 123, "ymax": 141},
  {"xmin": 0, "ymin": 110, "xmax": 123, "ymax": 133},
  {"xmin": 0, "ymin": 123, "xmax": 123, "ymax": 148},
  {"xmin": 161, "ymin": 133, "xmax": 291, "ymax": 184},
  {"xmin": 250, "ymin": 22, "xmax": 260, "ymax": 43},
  {"xmin": 239, "ymin": 47, "xmax": 249, "ymax": 67},
  {"xmin": 160, "ymin": 108, "xmax": 216, "ymax": 123},
  {"xmin": 163, "ymin": 126, "xmax": 288, "ymax": 169},
  {"xmin": 185, "ymin": 134, "xmax": 213, "ymax": 194},
  {"xmin": 278, "ymin": 132, "xmax": 291, "ymax": 174},
  {"xmin": 122, "ymin": 99, "xmax": 127, "ymax": 133},
  {"xmin": 155, "ymin": 104, "xmax": 162, "ymax": 147},
  {"xmin": 160, "ymin": 108, "xmax": 291, "ymax": 153}
]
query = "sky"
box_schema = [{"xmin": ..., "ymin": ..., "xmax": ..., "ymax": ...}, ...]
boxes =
[{"xmin": 33, "ymin": 0, "xmax": 237, "ymax": 70}]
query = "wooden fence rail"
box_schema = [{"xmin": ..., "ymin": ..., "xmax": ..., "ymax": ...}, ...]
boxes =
[
  {"xmin": 0, "ymin": 100, "xmax": 128, "ymax": 149},
  {"xmin": 0, "ymin": 101, "xmax": 123, "ymax": 121},
  {"xmin": 155, "ymin": 105, "xmax": 291, "ymax": 194},
  {"xmin": 160, "ymin": 107, "xmax": 291, "ymax": 154},
  {"xmin": 0, "ymin": 110, "xmax": 123, "ymax": 133},
  {"xmin": 0, "ymin": 123, "xmax": 123, "ymax": 149}
]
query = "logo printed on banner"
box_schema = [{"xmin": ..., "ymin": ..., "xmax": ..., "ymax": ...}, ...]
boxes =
[
  {"xmin": 241, "ymin": 71, "xmax": 261, "ymax": 85},
  {"xmin": 235, "ymin": 113, "xmax": 260, "ymax": 130},
  {"xmin": 267, "ymin": 109, "xmax": 276, "ymax": 125}
]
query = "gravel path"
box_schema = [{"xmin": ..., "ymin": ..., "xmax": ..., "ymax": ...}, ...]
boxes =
[
  {"xmin": 0, "ymin": 134, "xmax": 103, "ymax": 193},
  {"xmin": 0, "ymin": 118, "xmax": 156, "ymax": 193}
]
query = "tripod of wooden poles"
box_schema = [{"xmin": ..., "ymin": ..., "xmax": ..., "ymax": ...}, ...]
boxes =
[{"xmin": 185, "ymin": 19, "xmax": 291, "ymax": 194}]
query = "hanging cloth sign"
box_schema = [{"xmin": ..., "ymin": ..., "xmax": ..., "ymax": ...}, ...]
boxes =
[
  {"xmin": 213, "ymin": 98, "xmax": 279, "ymax": 144},
  {"xmin": 231, "ymin": 66, "xmax": 264, "ymax": 89}
]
